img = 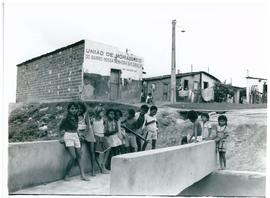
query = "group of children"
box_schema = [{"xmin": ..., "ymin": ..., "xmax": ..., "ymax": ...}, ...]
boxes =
[
  {"xmin": 59, "ymin": 102, "xmax": 159, "ymax": 181},
  {"xmin": 183, "ymin": 110, "xmax": 229, "ymax": 170}
]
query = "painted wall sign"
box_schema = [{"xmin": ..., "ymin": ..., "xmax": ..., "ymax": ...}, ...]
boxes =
[{"xmin": 83, "ymin": 40, "xmax": 143, "ymax": 80}]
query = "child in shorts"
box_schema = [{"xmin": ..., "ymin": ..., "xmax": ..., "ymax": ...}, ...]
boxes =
[
  {"xmin": 59, "ymin": 102, "xmax": 89, "ymax": 181},
  {"xmin": 77, "ymin": 102, "xmax": 101, "ymax": 176},
  {"xmin": 91, "ymin": 106, "xmax": 111, "ymax": 174},
  {"xmin": 144, "ymin": 106, "xmax": 158, "ymax": 149},
  {"xmin": 104, "ymin": 109, "xmax": 122, "ymax": 169},
  {"xmin": 123, "ymin": 109, "xmax": 138, "ymax": 152},
  {"xmin": 200, "ymin": 112, "xmax": 212, "ymax": 140}
]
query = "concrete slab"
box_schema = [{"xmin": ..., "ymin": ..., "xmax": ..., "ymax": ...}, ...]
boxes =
[{"xmin": 10, "ymin": 173, "xmax": 110, "ymax": 195}]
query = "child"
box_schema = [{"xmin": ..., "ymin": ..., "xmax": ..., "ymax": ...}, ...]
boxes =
[
  {"xmin": 187, "ymin": 110, "xmax": 202, "ymax": 143},
  {"xmin": 134, "ymin": 104, "xmax": 149, "ymax": 151},
  {"xmin": 144, "ymin": 106, "xmax": 158, "ymax": 149},
  {"xmin": 77, "ymin": 102, "xmax": 101, "ymax": 176},
  {"xmin": 115, "ymin": 109, "xmax": 127, "ymax": 154},
  {"xmin": 146, "ymin": 93, "xmax": 153, "ymax": 105},
  {"xmin": 200, "ymin": 112, "xmax": 212, "ymax": 140},
  {"xmin": 215, "ymin": 115, "xmax": 229, "ymax": 170},
  {"xmin": 123, "ymin": 109, "xmax": 138, "ymax": 152},
  {"xmin": 91, "ymin": 106, "xmax": 111, "ymax": 174},
  {"xmin": 59, "ymin": 102, "xmax": 89, "ymax": 181},
  {"xmin": 104, "ymin": 109, "xmax": 122, "ymax": 170}
]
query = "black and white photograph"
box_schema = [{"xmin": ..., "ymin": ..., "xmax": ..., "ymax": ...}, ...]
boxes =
[{"xmin": 1, "ymin": 0, "xmax": 269, "ymax": 197}]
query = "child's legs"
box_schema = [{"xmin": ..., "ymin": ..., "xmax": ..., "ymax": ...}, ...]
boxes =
[
  {"xmin": 218, "ymin": 152, "xmax": 223, "ymax": 169},
  {"xmin": 152, "ymin": 139, "xmax": 156, "ymax": 149},
  {"xmin": 75, "ymin": 147, "xmax": 87, "ymax": 179},
  {"xmin": 221, "ymin": 152, "xmax": 226, "ymax": 168},
  {"xmin": 64, "ymin": 147, "xmax": 77, "ymax": 178},
  {"xmin": 87, "ymin": 142, "xmax": 96, "ymax": 175},
  {"xmin": 136, "ymin": 137, "xmax": 141, "ymax": 151},
  {"xmin": 95, "ymin": 152, "xmax": 103, "ymax": 172}
]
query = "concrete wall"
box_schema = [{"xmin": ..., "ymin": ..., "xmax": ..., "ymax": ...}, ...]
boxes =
[
  {"xmin": 180, "ymin": 170, "xmax": 265, "ymax": 197},
  {"xmin": 8, "ymin": 140, "xmax": 94, "ymax": 192},
  {"xmin": 110, "ymin": 141, "xmax": 217, "ymax": 195},
  {"xmin": 16, "ymin": 42, "xmax": 84, "ymax": 102}
]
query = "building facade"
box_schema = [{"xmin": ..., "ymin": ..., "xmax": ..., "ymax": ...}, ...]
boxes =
[
  {"xmin": 143, "ymin": 71, "xmax": 220, "ymax": 103},
  {"xmin": 246, "ymin": 76, "xmax": 267, "ymax": 104},
  {"xmin": 16, "ymin": 40, "xmax": 143, "ymax": 103}
]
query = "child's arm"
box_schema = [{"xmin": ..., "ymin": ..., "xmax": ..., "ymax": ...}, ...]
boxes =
[{"xmin": 207, "ymin": 128, "xmax": 212, "ymax": 140}]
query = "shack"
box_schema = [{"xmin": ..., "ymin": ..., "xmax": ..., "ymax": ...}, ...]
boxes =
[{"xmin": 16, "ymin": 40, "xmax": 144, "ymax": 103}]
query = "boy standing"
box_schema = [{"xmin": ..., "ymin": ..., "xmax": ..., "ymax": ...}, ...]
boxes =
[{"xmin": 144, "ymin": 106, "xmax": 158, "ymax": 149}]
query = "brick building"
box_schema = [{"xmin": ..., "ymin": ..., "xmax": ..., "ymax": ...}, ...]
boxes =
[
  {"xmin": 16, "ymin": 40, "xmax": 144, "ymax": 103},
  {"xmin": 143, "ymin": 71, "xmax": 220, "ymax": 103}
]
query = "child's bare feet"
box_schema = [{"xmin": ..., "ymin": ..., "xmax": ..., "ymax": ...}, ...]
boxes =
[
  {"xmin": 101, "ymin": 168, "xmax": 110, "ymax": 174},
  {"xmin": 81, "ymin": 176, "xmax": 90, "ymax": 181},
  {"xmin": 64, "ymin": 176, "xmax": 71, "ymax": 181}
]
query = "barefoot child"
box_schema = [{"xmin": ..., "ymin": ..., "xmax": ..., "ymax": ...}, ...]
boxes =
[
  {"xmin": 59, "ymin": 102, "xmax": 89, "ymax": 181},
  {"xmin": 215, "ymin": 115, "xmax": 229, "ymax": 170},
  {"xmin": 200, "ymin": 112, "xmax": 212, "ymax": 140},
  {"xmin": 187, "ymin": 110, "xmax": 202, "ymax": 143},
  {"xmin": 104, "ymin": 109, "xmax": 122, "ymax": 169},
  {"xmin": 115, "ymin": 109, "xmax": 127, "ymax": 154},
  {"xmin": 91, "ymin": 106, "xmax": 111, "ymax": 174},
  {"xmin": 77, "ymin": 102, "xmax": 101, "ymax": 176},
  {"xmin": 123, "ymin": 109, "xmax": 138, "ymax": 153},
  {"xmin": 144, "ymin": 106, "xmax": 159, "ymax": 149}
]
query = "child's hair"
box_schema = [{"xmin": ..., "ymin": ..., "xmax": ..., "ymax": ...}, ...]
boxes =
[
  {"xmin": 94, "ymin": 106, "xmax": 104, "ymax": 117},
  {"xmin": 150, "ymin": 105, "xmax": 158, "ymax": 111},
  {"xmin": 67, "ymin": 102, "xmax": 78, "ymax": 111},
  {"xmin": 115, "ymin": 109, "xmax": 123, "ymax": 117},
  {"xmin": 218, "ymin": 115, "xmax": 227, "ymax": 125},
  {"xmin": 128, "ymin": 109, "xmax": 135, "ymax": 117},
  {"xmin": 187, "ymin": 110, "xmax": 198, "ymax": 122},
  {"xmin": 148, "ymin": 93, "xmax": 152, "ymax": 96},
  {"xmin": 140, "ymin": 104, "xmax": 149, "ymax": 112},
  {"xmin": 106, "ymin": 109, "xmax": 115, "ymax": 117},
  {"xmin": 77, "ymin": 102, "xmax": 87, "ymax": 115},
  {"xmin": 201, "ymin": 112, "xmax": 209, "ymax": 121}
]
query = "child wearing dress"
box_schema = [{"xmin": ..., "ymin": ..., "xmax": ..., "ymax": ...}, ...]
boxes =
[
  {"xmin": 200, "ymin": 112, "xmax": 212, "ymax": 140},
  {"xmin": 215, "ymin": 115, "xmax": 229, "ymax": 170},
  {"xmin": 144, "ymin": 106, "xmax": 159, "ymax": 149},
  {"xmin": 77, "ymin": 102, "xmax": 101, "ymax": 176},
  {"xmin": 59, "ymin": 102, "xmax": 89, "ymax": 181},
  {"xmin": 91, "ymin": 106, "xmax": 111, "ymax": 174}
]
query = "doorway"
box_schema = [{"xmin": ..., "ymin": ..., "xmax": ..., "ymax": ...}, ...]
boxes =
[{"xmin": 110, "ymin": 69, "xmax": 121, "ymax": 100}]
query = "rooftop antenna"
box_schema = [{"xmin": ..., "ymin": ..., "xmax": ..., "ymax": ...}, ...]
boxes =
[{"xmin": 191, "ymin": 64, "xmax": 193, "ymax": 72}]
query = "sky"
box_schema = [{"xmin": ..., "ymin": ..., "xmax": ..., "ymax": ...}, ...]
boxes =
[{"xmin": 3, "ymin": 0, "xmax": 270, "ymax": 103}]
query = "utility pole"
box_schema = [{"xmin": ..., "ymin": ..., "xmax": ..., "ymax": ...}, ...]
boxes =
[{"xmin": 171, "ymin": 19, "xmax": 176, "ymax": 104}]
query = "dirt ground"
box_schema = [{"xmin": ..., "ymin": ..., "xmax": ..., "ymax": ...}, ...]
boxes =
[
  {"xmin": 156, "ymin": 107, "xmax": 267, "ymax": 172},
  {"xmin": 8, "ymin": 102, "xmax": 267, "ymax": 172}
]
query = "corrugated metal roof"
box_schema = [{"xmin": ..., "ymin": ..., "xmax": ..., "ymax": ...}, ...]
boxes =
[{"xmin": 143, "ymin": 71, "xmax": 221, "ymax": 82}]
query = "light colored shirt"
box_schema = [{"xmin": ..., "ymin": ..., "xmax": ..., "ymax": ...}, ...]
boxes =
[
  {"xmin": 92, "ymin": 118, "xmax": 105, "ymax": 137},
  {"xmin": 145, "ymin": 114, "xmax": 158, "ymax": 132},
  {"xmin": 201, "ymin": 121, "xmax": 212, "ymax": 139}
]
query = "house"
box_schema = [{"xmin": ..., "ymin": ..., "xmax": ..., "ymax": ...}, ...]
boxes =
[
  {"xmin": 143, "ymin": 71, "xmax": 220, "ymax": 103},
  {"xmin": 246, "ymin": 76, "xmax": 267, "ymax": 104},
  {"xmin": 16, "ymin": 40, "xmax": 144, "ymax": 103}
]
